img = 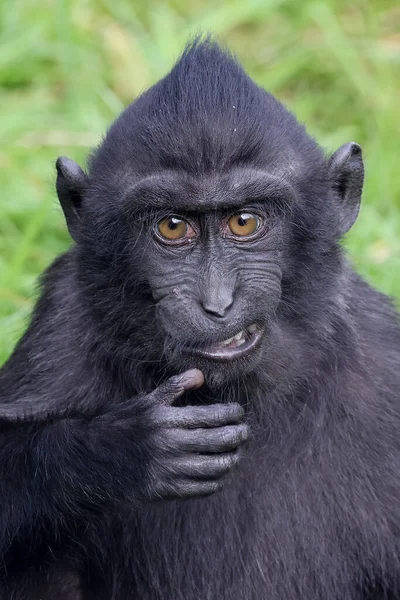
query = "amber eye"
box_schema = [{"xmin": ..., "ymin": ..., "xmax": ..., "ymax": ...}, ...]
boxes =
[
  {"xmin": 227, "ymin": 213, "xmax": 261, "ymax": 237},
  {"xmin": 156, "ymin": 216, "xmax": 194, "ymax": 242}
]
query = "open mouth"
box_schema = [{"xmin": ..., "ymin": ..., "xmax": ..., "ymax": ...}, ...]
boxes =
[{"xmin": 187, "ymin": 324, "xmax": 264, "ymax": 361}]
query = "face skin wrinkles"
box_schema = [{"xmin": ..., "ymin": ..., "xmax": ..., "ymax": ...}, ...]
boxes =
[
  {"xmin": 141, "ymin": 207, "xmax": 284, "ymax": 362},
  {"xmin": 120, "ymin": 169, "xmax": 288, "ymax": 382},
  {"xmin": 121, "ymin": 167, "xmax": 296, "ymax": 215}
]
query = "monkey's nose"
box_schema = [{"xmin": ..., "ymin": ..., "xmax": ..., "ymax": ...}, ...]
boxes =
[{"xmin": 200, "ymin": 295, "xmax": 233, "ymax": 318}]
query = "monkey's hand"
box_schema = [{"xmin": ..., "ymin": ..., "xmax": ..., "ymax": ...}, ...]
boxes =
[
  {"xmin": 0, "ymin": 371, "xmax": 246, "ymax": 552},
  {"xmin": 138, "ymin": 369, "xmax": 248, "ymax": 500}
]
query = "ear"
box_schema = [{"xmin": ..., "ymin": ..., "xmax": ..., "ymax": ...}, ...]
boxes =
[
  {"xmin": 328, "ymin": 142, "xmax": 364, "ymax": 235},
  {"xmin": 56, "ymin": 157, "xmax": 89, "ymax": 242}
]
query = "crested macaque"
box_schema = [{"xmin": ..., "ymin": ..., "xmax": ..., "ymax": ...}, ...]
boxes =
[{"xmin": 0, "ymin": 40, "xmax": 399, "ymax": 600}]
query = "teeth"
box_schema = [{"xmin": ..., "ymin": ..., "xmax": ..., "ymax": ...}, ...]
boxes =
[
  {"xmin": 221, "ymin": 336, "xmax": 234, "ymax": 346},
  {"xmin": 248, "ymin": 324, "xmax": 257, "ymax": 334},
  {"xmin": 219, "ymin": 329, "xmax": 248, "ymax": 347},
  {"xmin": 220, "ymin": 330, "xmax": 244, "ymax": 346}
]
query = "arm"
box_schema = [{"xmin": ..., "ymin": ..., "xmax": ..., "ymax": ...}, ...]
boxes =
[{"xmin": 0, "ymin": 369, "xmax": 247, "ymax": 561}]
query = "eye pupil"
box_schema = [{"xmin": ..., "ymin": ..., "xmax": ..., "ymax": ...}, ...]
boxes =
[
  {"xmin": 168, "ymin": 218, "xmax": 180, "ymax": 230},
  {"xmin": 237, "ymin": 217, "xmax": 246, "ymax": 227}
]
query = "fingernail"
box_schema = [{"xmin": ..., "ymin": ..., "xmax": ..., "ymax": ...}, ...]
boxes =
[{"xmin": 181, "ymin": 369, "xmax": 204, "ymax": 388}]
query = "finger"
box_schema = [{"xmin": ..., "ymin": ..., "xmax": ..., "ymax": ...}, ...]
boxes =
[
  {"xmin": 153, "ymin": 369, "xmax": 204, "ymax": 406},
  {"xmin": 153, "ymin": 403, "xmax": 244, "ymax": 428},
  {"xmin": 169, "ymin": 423, "xmax": 249, "ymax": 453},
  {"xmin": 156, "ymin": 479, "xmax": 221, "ymax": 500},
  {"xmin": 172, "ymin": 452, "xmax": 240, "ymax": 479}
]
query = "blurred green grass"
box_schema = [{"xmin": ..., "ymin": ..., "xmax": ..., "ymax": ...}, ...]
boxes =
[{"xmin": 0, "ymin": 0, "xmax": 399, "ymax": 364}]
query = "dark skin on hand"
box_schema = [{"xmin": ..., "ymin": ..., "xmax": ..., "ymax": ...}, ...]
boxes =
[
  {"xmin": 0, "ymin": 40, "xmax": 399, "ymax": 600},
  {"xmin": 136, "ymin": 368, "xmax": 248, "ymax": 500}
]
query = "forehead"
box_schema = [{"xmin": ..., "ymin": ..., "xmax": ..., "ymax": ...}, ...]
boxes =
[{"xmin": 122, "ymin": 168, "xmax": 297, "ymax": 213}]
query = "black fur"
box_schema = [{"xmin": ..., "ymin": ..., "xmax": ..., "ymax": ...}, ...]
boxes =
[{"xmin": 0, "ymin": 40, "xmax": 399, "ymax": 600}]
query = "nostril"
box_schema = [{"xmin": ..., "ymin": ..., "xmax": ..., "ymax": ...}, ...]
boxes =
[{"xmin": 201, "ymin": 297, "xmax": 233, "ymax": 319}]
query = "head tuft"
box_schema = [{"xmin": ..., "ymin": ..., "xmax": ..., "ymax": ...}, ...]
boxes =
[{"xmin": 89, "ymin": 39, "xmax": 323, "ymax": 183}]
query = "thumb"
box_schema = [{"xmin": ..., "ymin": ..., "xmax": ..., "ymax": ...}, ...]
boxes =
[{"xmin": 153, "ymin": 369, "xmax": 204, "ymax": 405}]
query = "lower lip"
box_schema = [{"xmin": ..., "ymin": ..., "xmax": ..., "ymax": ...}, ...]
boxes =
[{"xmin": 186, "ymin": 328, "xmax": 264, "ymax": 361}]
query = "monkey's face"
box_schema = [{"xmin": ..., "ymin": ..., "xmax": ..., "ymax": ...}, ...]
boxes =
[
  {"xmin": 59, "ymin": 41, "xmax": 363, "ymax": 389},
  {"xmin": 127, "ymin": 170, "xmax": 290, "ymax": 385}
]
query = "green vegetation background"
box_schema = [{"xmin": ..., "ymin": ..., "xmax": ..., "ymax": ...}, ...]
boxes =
[{"xmin": 0, "ymin": 0, "xmax": 399, "ymax": 364}]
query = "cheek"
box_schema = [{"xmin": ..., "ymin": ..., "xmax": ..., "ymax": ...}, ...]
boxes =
[
  {"xmin": 146, "ymin": 268, "xmax": 198, "ymax": 303},
  {"xmin": 238, "ymin": 261, "xmax": 283, "ymax": 305},
  {"xmin": 154, "ymin": 293, "xmax": 205, "ymax": 339}
]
